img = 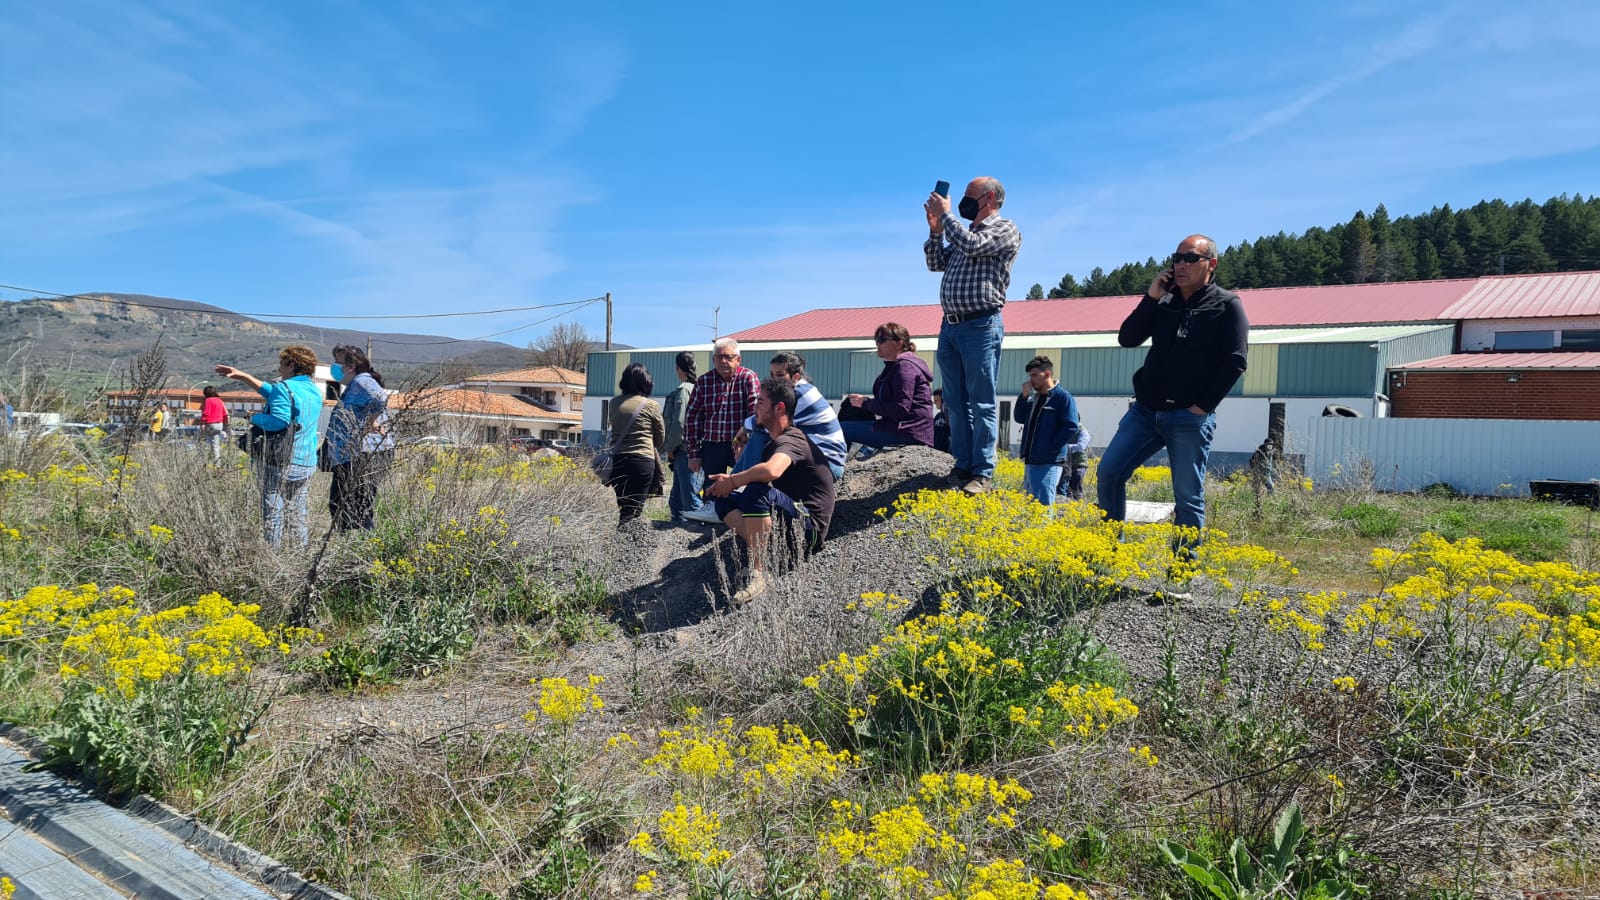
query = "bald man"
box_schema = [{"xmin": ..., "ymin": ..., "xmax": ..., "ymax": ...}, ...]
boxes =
[{"xmin": 1097, "ymin": 233, "xmax": 1248, "ymax": 547}]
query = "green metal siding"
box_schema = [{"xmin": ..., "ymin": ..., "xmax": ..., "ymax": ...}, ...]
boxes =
[
  {"xmin": 1276, "ymin": 344, "xmax": 1378, "ymax": 396},
  {"xmin": 1056, "ymin": 348, "xmax": 1144, "ymax": 395},
  {"xmin": 623, "ymin": 351, "xmax": 685, "ymax": 397},
  {"xmin": 585, "ymin": 352, "xmax": 619, "ymax": 396},
  {"xmin": 849, "ymin": 351, "xmax": 882, "ymax": 394},
  {"xmin": 792, "ymin": 349, "xmax": 855, "ymax": 399},
  {"xmin": 1374, "ymin": 327, "xmax": 1455, "ymax": 377},
  {"xmin": 1240, "ymin": 344, "xmax": 1278, "ymax": 396}
]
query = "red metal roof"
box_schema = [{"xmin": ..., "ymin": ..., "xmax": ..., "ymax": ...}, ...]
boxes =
[
  {"xmin": 1393, "ymin": 352, "xmax": 1600, "ymax": 371},
  {"xmin": 1439, "ymin": 271, "xmax": 1600, "ymax": 319},
  {"xmin": 728, "ymin": 279, "xmax": 1477, "ymax": 341}
]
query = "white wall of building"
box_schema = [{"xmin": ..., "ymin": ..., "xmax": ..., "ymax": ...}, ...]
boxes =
[
  {"xmin": 1458, "ymin": 316, "xmax": 1600, "ymax": 351},
  {"xmin": 1307, "ymin": 417, "xmax": 1600, "ymax": 496}
]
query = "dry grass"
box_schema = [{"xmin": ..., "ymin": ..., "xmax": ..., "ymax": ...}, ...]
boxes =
[{"xmin": 3, "ymin": 400, "xmax": 1600, "ymax": 898}]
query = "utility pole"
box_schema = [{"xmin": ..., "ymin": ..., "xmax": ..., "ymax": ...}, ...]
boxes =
[{"xmin": 604, "ymin": 292, "xmax": 612, "ymax": 351}]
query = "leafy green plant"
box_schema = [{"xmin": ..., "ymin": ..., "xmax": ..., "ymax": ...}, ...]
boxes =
[
  {"xmin": 805, "ymin": 600, "xmax": 1133, "ymax": 775},
  {"xmin": 1158, "ymin": 803, "xmax": 1359, "ymax": 899},
  {"xmin": 1335, "ymin": 502, "xmax": 1402, "ymax": 538}
]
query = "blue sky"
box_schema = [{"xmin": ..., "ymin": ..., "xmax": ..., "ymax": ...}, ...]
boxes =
[{"xmin": 3, "ymin": 0, "xmax": 1599, "ymax": 351}]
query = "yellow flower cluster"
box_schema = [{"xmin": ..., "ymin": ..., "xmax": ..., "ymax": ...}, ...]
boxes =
[
  {"xmin": 933, "ymin": 859, "xmax": 1091, "ymax": 900},
  {"xmin": 632, "ymin": 802, "xmax": 731, "ymax": 867},
  {"xmin": 2, "ymin": 584, "xmax": 305, "ymax": 698},
  {"xmin": 820, "ymin": 773, "xmax": 1086, "ymax": 898},
  {"xmin": 632, "ymin": 714, "xmax": 856, "ymax": 797},
  {"xmin": 1042, "ymin": 682, "xmax": 1140, "ymax": 739},
  {"xmin": 1240, "ymin": 533, "xmax": 1600, "ymax": 679},
  {"xmin": 888, "ymin": 488, "xmax": 1293, "ymax": 607},
  {"xmin": 1131, "ymin": 465, "xmax": 1170, "ymax": 484},
  {"xmin": 524, "ymin": 674, "xmax": 604, "ymax": 727}
]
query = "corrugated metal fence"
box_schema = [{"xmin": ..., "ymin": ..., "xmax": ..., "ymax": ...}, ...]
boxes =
[{"xmin": 1306, "ymin": 417, "xmax": 1600, "ymax": 496}]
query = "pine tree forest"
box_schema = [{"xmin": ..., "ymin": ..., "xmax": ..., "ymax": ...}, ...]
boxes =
[{"xmin": 1033, "ymin": 194, "xmax": 1600, "ymax": 299}]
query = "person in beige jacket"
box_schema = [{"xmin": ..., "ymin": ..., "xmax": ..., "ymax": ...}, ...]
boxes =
[{"xmin": 607, "ymin": 362, "xmax": 666, "ymax": 527}]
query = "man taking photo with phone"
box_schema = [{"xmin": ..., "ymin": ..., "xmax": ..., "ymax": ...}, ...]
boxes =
[
  {"xmin": 1096, "ymin": 233, "xmax": 1248, "ymax": 552},
  {"xmin": 924, "ymin": 176, "xmax": 1020, "ymax": 495}
]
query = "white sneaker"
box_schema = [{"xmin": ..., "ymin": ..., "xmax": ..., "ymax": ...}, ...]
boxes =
[{"xmin": 682, "ymin": 505, "xmax": 724, "ymax": 525}]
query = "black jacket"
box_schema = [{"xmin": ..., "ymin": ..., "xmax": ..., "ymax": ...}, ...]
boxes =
[{"xmin": 1118, "ymin": 282, "xmax": 1249, "ymax": 412}]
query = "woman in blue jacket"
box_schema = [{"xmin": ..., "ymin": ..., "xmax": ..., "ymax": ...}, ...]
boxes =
[{"xmin": 216, "ymin": 345, "xmax": 324, "ymax": 547}]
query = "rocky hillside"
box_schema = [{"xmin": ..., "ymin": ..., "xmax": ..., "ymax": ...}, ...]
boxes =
[{"xmin": 0, "ymin": 292, "xmax": 535, "ymax": 396}]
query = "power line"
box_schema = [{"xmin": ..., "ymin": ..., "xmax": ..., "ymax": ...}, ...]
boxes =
[
  {"xmin": 0, "ymin": 283, "xmax": 605, "ymax": 322},
  {"xmin": 369, "ymin": 299, "xmax": 604, "ymax": 346}
]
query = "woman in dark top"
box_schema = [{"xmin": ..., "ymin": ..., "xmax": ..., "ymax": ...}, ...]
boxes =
[
  {"xmin": 606, "ymin": 363, "xmax": 666, "ymax": 526},
  {"xmin": 841, "ymin": 322, "xmax": 935, "ymax": 451}
]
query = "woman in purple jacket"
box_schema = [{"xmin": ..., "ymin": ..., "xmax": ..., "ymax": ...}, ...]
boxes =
[{"xmin": 842, "ymin": 322, "xmax": 935, "ymax": 451}]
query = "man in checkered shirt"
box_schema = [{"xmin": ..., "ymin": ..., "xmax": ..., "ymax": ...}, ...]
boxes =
[
  {"xmin": 924, "ymin": 176, "xmax": 1021, "ymax": 494},
  {"xmin": 686, "ymin": 337, "xmax": 761, "ymax": 483}
]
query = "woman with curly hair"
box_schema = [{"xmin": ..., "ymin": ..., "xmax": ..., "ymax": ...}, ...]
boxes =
[{"xmin": 215, "ymin": 345, "xmax": 323, "ymax": 547}]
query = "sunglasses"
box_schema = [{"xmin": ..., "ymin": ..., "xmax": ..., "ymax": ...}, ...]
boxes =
[
  {"xmin": 1171, "ymin": 251, "xmax": 1214, "ymax": 265},
  {"xmin": 714, "ymin": 353, "xmax": 739, "ymax": 360}
]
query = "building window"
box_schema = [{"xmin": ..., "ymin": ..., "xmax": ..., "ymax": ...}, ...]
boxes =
[
  {"xmin": 484, "ymin": 425, "xmax": 501, "ymax": 443},
  {"xmin": 1560, "ymin": 329, "xmax": 1600, "ymax": 350},
  {"xmin": 1493, "ymin": 330, "xmax": 1556, "ymax": 351},
  {"xmin": 541, "ymin": 429, "xmax": 559, "ymax": 440}
]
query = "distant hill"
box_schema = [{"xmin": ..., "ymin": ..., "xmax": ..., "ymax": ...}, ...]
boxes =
[{"xmin": 0, "ymin": 292, "xmax": 547, "ymax": 397}]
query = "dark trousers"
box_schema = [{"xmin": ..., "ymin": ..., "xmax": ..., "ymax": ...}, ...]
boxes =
[
  {"xmin": 609, "ymin": 452, "xmax": 656, "ymax": 524},
  {"xmin": 699, "ymin": 440, "xmax": 736, "ymax": 478},
  {"xmin": 330, "ymin": 452, "xmax": 391, "ymax": 531}
]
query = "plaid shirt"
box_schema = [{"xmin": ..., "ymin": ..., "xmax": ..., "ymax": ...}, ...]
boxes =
[
  {"xmin": 684, "ymin": 366, "xmax": 760, "ymax": 461},
  {"xmin": 924, "ymin": 212, "xmax": 1021, "ymax": 316}
]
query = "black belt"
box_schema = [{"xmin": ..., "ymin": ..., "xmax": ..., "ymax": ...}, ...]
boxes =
[{"xmin": 943, "ymin": 308, "xmax": 1000, "ymax": 325}]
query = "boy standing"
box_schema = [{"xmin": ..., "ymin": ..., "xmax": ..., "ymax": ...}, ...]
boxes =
[{"xmin": 1013, "ymin": 355, "xmax": 1081, "ymax": 507}]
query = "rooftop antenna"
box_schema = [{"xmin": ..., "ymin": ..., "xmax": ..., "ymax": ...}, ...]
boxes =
[{"xmin": 703, "ymin": 306, "xmax": 720, "ymax": 341}]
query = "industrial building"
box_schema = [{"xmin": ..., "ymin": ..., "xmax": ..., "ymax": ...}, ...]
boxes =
[{"xmin": 581, "ymin": 272, "xmax": 1600, "ymax": 468}]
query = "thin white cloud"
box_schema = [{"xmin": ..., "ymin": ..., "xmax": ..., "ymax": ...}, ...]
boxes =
[{"xmin": 1219, "ymin": 14, "xmax": 1450, "ymax": 148}]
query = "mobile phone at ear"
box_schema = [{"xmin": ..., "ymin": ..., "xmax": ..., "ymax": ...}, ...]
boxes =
[{"xmin": 934, "ymin": 180, "xmax": 950, "ymax": 197}]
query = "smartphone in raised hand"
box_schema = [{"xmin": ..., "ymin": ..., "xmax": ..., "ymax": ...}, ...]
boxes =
[{"xmin": 934, "ymin": 180, "xmax": 950, "ymax": 198}]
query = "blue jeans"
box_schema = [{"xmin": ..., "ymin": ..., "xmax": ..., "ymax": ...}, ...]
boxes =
[
  {"xmin": 841, "ymin": 420, "xmax": 916, "ymax": 452},
  {"xmin": 1023, "ymin": 463, "xmax": 1062, "ymax": 507},
  {"xmin": 262, "ymin": 463, "xmax": 315, "ymax": 548},
  {"xmin": 936, "ymin": 312, "xmax": 1003, "ymax": 479},
  {"xmin": 1097, "ymin": 402, "xmax": 1216, "ymax": 532},
  {"xmin": 669, "ymin": 451, "xmax": 703, "ymax": 519}
]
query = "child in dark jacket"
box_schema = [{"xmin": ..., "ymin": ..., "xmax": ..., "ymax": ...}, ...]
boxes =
[{"xmin": 1013, "ymin": 355, "xmax": 1082, "ymax": 507}]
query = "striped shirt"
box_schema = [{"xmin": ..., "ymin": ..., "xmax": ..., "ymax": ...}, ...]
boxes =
[
  {"xmin": 684, "ymin": 366, "xmax": 760, "ymax": 462},
  {"xmin": 924, "ymin": 212, "xmax": 1021, "ymax": 316},
  {"xmin": 742, "ymin": 381, "xmax": 848, "ymax": 470}
]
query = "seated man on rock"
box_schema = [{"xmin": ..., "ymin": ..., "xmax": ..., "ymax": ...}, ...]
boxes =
[{"xmin": 705, "ymin": 376, "xmax": 836, "ymax": 604}]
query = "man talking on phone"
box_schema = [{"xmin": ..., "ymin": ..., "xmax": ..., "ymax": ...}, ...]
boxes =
[
  {"xmin": 924, "ymin": 177, "xmax": 1021, "ymax": 494},
  {"xmin": 1096, "ymin": 234, "xmax": 1248, "ymax": 550}
]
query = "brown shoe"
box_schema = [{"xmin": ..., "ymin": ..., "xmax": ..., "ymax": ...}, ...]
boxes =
[
  {"xmin": 961, "ymin": 476, "xmax": 991, "ymax": 495},
  {"xmin": 732, "ymin": 570, "xmax": 769, "ymax": 604}
]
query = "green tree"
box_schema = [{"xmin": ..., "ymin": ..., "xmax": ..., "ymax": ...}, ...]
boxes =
[
  {"xmin": 1026, "ymin": 283, "xmax": 1045, "ymax": 300},
  {"xmin": 1047, "ymin": 273, "xmax": 1081, "ymax": 299},
  {"xmin": 1342, "ymin": 211, "xmax": 1378, "ymax": 283},
  {"xmin": 1417, "ymin": 239, "xmax": 1443, "ymax": 280}
]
